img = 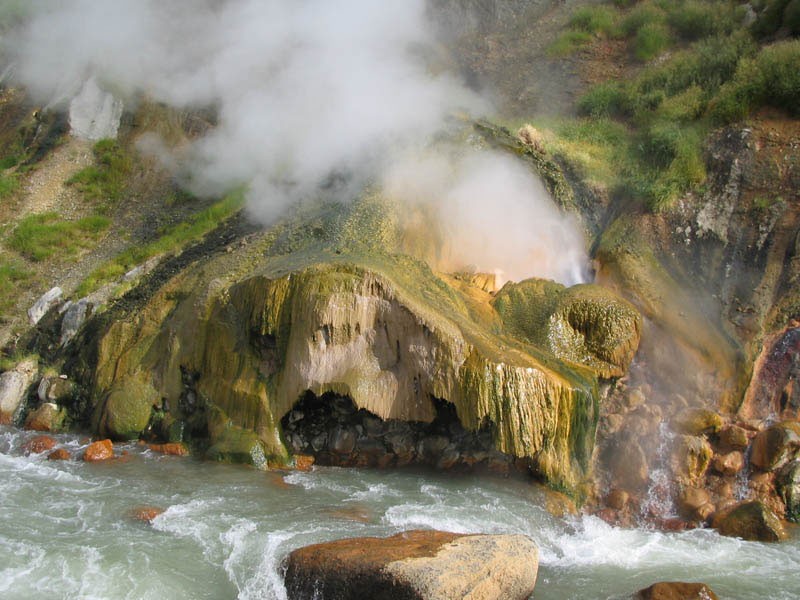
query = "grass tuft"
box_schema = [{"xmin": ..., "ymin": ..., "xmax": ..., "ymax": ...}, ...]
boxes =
[{"xmin": 7, "ymin": 213, "xmax": 110, "ymax": 262}]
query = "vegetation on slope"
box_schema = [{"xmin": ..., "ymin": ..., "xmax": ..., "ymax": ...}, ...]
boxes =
[{"xmin": 543, "ymin": 0, "xmax": 800, "ymax": 211}]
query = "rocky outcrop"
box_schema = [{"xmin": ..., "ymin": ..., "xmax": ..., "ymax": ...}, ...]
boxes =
[
  {"xmin": 28, "ymin": 287, "xmax": 62, "ymax": 326},
  {"xmin": 59, "ymin": 193, "xmax": 639, "ymax": 493},
  {"xmin": 284, "ymin": 530, "xmax": 538, "ymax": 600},
  {"xmin": 69, "ymin": 77, "xmax": 123, "ymax": 141}
]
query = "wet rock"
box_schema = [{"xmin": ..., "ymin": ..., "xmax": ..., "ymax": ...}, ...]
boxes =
[
  {"xmin": 0, "ymin": 359, "xmax": 39, "ymax": 424},
  {"xmin": 677, "ymin": 487, "xmax": 714, "ymax": 522},
  {"xmin": 713, "ymin": 500, "xmax": 788, "ymax": 542},
  {"xmin": 719, "ymin": 424, "xmax": 750, "ymax": 449},
  {"xmin": 22, "ymin": 435, "xmax": 57, "ymax": 454},
  {"xmin": 128, "ymin": 506, "xmax": 164, "ymax": 523},
  {"xmin": 47, "ymin": 448, "xmax": 71, "ymax": 461},
  {"xmin": 711, "ymin": 451, "xmax": 744, "ymax": 476},
  {"xmin": 776, "ymin": 460, "xmax": 800, "ymax": 522},
  {"xmin": 673, "ymin": 408, "xmax": 724, "ymax": 436},
  {"xmin": 635, "ymin": 581, "xmax": 719, "ymax": 599},
  {"xmin": 293, "ymin": 454, "xmax": 315, "ymax": 471},
  {"xmin": 671, "ymin": 435, "xmax": 713, "ymax": 486},
  {"xmin": 147, "ymin": 443, "xmax": 189, "ymax": 456},
  {"xmin": 543, "ymin": 489, "xmax": 578, "ymax": 518},
  {"xmin": 605, "ymin": 489, "xmax": 629, "ymax": 510},
  {"xmin": 37, "ymin": 376, "xmax": 74, "ymax": 404},
  {"xmin": 608, "ymin": 438, "xmax": 650, "ymax": 492},
  {"xmin": 747, "ymin": 472, "xmax": 786, "ymax": 517},
  {"xmin": 329, "ymin": 426, "xmax": 356, "ymax": 455},
  {"xmin": 83, "ymin": 439, "xmax": 114, "ymax": 462},
  {"xmin": 750, "ymin": 422, "xmax": 800, "ymax": 472},
  {"xmin": 284, "ymin": 530, "xmax": 539, "ymax": 600},
  {"xmin": 206, "ymin": 427, "xmax": 267, "ymax": 467},
  {"xmin": 24, "ymin": 402, "xmax": 67, "ymax": 432}
]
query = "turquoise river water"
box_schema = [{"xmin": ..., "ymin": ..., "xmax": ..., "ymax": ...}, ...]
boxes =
[{"xmin": 2, "ymin": 426, "xmax": 799, "ymax": 599}]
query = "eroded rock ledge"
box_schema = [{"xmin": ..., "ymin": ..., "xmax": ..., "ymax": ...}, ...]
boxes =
[{"xmin": 283, "ymin": 530, "xmax": 539, "ymax": 600}]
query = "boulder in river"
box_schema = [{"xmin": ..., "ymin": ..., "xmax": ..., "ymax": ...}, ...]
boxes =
[
  {"xmin": 635, "ymin": 581, "xmax": 719, "ymax": 599},
  {"xmin": 713, "ymin": 500, "xmax": 788, "ymax": 542},
  {"xmin": 284, "ymin": 529, "xmax": 539, "ymax": 600},
  {"xmin": 22, "ymin": 435, "xmax": 57, "ymax": 454},
  {"xmin": 83, "ymin": 439, "xmax": 114, "ymax": 462}
]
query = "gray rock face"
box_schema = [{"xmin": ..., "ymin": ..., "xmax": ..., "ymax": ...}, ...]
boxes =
[
  {"xmin": 284, "ymin": 530, "xmax": 539, "ymax": 600},
  {"xmin": 69, "ymin": 77, "xmax": 123, "ymax": 141},
  {"xmin": 60, "ymin": 299, "xmax": 92, "ymax": 346},
  {"xmin": 0, "ymin": 358, "xmax": 39, "ymax": 424},
  {"xmin": 28, "ymin": 287, "xmax": 63, "ymax": 325}
]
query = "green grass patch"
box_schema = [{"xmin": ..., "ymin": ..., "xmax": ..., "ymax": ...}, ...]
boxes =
[
  {"xmin": 68, "ymin": 139, "xmax": 132, "ymax": 211},
  {"xmin": 569, "ymin": 5, "xmax": 619, "ymax": 35},
  {"xmin": 0, "ymin": 258, "xmax": 31, "ymax": 316},
  {"xmin": 7, "ymin": 213, "xmax": 110, "ymax": 262},
  {"xmin": 75, "ymin": 190, "xmax": 245, "ymax": 296},
  {"xmin": 0, "ymin": 172, "xmax": 18, "ymax": 199},
  {"xmin": 633, "ymin": 21, "xmax": 671, "ymax": 60},
  {"xmin": 548, "ymin": 30, "xmax": 594, "ymax": 56},
  {"xmin": 709, "ymin": 39, "xmax": 800, "ymax": 123}
]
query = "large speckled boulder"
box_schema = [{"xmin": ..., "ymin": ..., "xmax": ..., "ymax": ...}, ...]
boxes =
[
  {"xmin": 750, "ymin": 422, "xmax": 800, "ymax": 472},
  {"xmin": 284, "ymin": 530, "xmax": 539, "ymax": 600},
  {"xmin": 713, "ymin": 500, "xmax": 788, "ymax": 542}
]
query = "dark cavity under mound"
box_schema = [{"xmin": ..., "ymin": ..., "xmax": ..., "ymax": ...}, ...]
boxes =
[{"xmin": 281, "ymin": 391, "xmax": 532, "ymax": 478}]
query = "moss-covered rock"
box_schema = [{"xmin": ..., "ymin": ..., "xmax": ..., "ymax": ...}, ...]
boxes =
[
  {"xmin": 96, "ymin": 374, "xmax": 159, "ymax": 440},
  {"xmin": 493, "ymin": 279, "xmax": 641, "ymax": 378}
]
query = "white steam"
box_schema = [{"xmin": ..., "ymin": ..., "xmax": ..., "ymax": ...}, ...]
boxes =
[
  {"xmin": 5, "ymin": 0, "xmax": 588, "ymax": 285},
  {"xmin": 385, "ymin": 150, "xmax": 588, "ymax": 286}
]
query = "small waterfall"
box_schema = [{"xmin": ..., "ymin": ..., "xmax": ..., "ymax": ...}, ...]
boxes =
[{"xmin": 639, "ymin": 422, "xmax": 677, "ymax": 522}]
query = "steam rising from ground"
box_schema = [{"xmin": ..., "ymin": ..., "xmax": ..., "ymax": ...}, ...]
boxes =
[
  {"xmin": 385, "ymin": 151, "xmax": 588, "ymax": 286},
  {"xmin": 5, "ymin": 0, "xmax": 588, "ymax": 285}
]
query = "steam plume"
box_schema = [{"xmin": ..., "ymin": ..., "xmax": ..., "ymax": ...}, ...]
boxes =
[{"xmin": 5, "ymin": 0, "xmax": 588, "ymax": 284}]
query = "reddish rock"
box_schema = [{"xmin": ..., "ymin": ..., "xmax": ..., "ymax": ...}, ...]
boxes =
[
  {"xmin": 147, "ymin": 442, "xmax": 189, "ymax": 456},
  {"xmin": 47, "ymin": 448, "xmax": 71, "ymax": 461},
  {"xmin": 750, "ymin": 422, "xmax": 800, "ymax": 471},
  {"xmin": 23, "ymin": 435, "xmax": 57, "ymax": 454},
  {"xmin": 711, "ymin": 451, "xmax": 744, "ymax": 476},
  {"xmin": 83, "ymin": 439, "xmax": 114, "ymax": 462},
  {"xmin": 293, "ymin": 454, "xmax": 315, "ymax": 471},
  {"xmin": 636, "ymin": 581, "xmax": 719, "ymax": 599},
  {"xmin": 24, "ymin": 403, "xmax": 66, "ymax": 432},
  {"xmin": 128, "ymin": 506, "xmax": 164, "ymax": 523},
  {"xmin": 678, "ymin": 487, "xmax": 714, "ymax": 522},
  {"xmin": 719, "ymin": 424, "xmax": 750, "ymax": 449},
  {"xmin": 654, "ymin": 518, "xmax": 691, "ymax": 532}
]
